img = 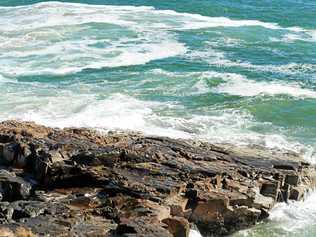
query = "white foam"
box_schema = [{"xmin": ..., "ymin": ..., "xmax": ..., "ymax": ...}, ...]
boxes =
[
  {"xmin": 11, "ymin": 93, "xmax": 157, "ymax": 130},
  {"xmin": 189, "ymin": 229, "xmax": 203, "ymax": 237},
  {"xmin": 1, "ymin": 77, "xmax": 314, "ymax": 168},
  {"xmin": 270, "ymin": 29, "xmax": 316, "ymax": 43},
  {"xmin": 0, "ymin": 2, "xmax": 189, "ymax": 76},
  {"xmin": 310, "ymin": 30, "xmax": 316, "ymax": 40},
  {"xmin": 282, "ymin": 33, "xmax": 307, "ymax": 43},
  {"xmin": 0, "ymin": 81, "xmax": 301, "ymax": 149},
  {"xmin": 0, "ymin": 37, "xmax": 186, "ymax": 76},
  {"xmin": 213, "ymin": 73, "xmax": 316, "ymax": 98},
  {"xmin": 150, "ymin": 11, "xmax": 281, "ymax": 30},
  {"xmin": 149, "ymin": 69, "xmax": 316, "ymax": 99},
  {"xmin": 138, "ymin": 69, "xmax": 316, "ymax": 158},
  {"xmin": 1, "ymin": 1, "xmax": 315, "ymax": 76},
  {"xmin": 287, "ymin": 27, "xmax": 316, "ymax": 42},
  {"xmin": 188, "ymin": 48, "xmax": 316, "ymax": 76},
  {"xmin": 2, "ymin": 1, "xmax": 313, "ymax": 33},
  {"xmin": 266, "ymin": 190, "xmax": 316, "ymax": 234},
  {"xmin": 0, "ymin": 2, "xmax": 283, "ymax": 31}
]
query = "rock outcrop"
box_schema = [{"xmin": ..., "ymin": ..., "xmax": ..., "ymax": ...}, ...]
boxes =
[{"xmin": 0, "ymin": 120, "xmax": 315, "ymax": 236}]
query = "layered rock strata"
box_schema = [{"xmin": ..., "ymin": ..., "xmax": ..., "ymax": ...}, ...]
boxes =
[{"xmin": 0, "ymin": 120, "xmax": 315, "ymax": 236}]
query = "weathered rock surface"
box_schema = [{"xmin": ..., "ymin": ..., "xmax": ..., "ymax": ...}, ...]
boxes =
[{"xmin": 0, "ymin": 120, "xmax": 315, "ymax": 236}]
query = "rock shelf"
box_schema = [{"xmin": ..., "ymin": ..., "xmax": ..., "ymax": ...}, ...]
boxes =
[{"xmin": 0, "ymin": 121, "xmax": 315, "ymax": 236}]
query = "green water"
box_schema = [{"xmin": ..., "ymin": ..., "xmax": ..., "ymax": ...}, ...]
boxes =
[{"xmin": 0, "ymin": 1, "xmax": 315, "ymax": 236}]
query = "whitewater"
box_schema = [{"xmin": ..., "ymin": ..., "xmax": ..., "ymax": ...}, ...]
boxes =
[{"xmin": 0, "ymin": 1, "xmax": 315, "ymax": 236}]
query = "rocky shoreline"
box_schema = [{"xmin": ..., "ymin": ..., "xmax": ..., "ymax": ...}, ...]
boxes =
[{"xmin": 0, "ymin": 120, "xmax": 315, "ymax": 237}]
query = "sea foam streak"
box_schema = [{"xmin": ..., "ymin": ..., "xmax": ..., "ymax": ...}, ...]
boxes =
[
  {"xmin": 149, "ymin": 69, "xmax": 316, "ymax": 99},
  {"xmin": 0, "ymin": 1, "xmax": 315, "ymax": 76},
  {"xmin": 0, "ymin": 2, "xmax": 285, "ymax": 31},
  {"xmin": 212, "ymin": 73, "xmax": 316, "ymax": 98},
  {"xmin": 0, "ymin": 2, "xmax": 187, "ymax": 76},
  {"xmin": 188, "ymin": 48, "xmax": 316, "ymax": 76}
]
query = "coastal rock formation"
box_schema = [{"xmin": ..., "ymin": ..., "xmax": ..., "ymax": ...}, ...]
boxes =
[{"xmin": 0, "ymin": 120, "xmax": 315, "ymax": 236}]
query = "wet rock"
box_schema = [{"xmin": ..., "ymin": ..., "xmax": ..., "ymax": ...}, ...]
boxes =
[
  {"xmin": 0, "ymin": 120, "xmax": 315, "ymax": 236},
  {"xmin": 162, "ymin": 217, "xmax": 190, "ymax": 237},
  {"xmin": 0, "ymin": 170, "xmax": 32, "ymax": 201},
  {"xmin": 0, "ymin": 143, "xmax": 16, "ymax": 165},
  {"xmin": 0, "ymin": 142, "xmax": 32, "ymax": 169},
  {"xmin": 114, "ymin": 216, "xmax": 173, "ymax": 237}
]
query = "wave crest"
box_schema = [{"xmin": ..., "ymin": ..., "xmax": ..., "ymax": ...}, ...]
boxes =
[{"xmin": 1, "ymin": 2, "xmax": 315, "ymax": 76}]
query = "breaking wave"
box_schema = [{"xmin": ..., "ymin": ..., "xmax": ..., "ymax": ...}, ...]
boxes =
[
  {"xmin": 0, "ymin": 1, "xmax": 315, "ymax": 76},
  {"xmin": 1, "ymin": 91, "xmax": 313, "ymax": 162},
  {"xmin": 212, "ymin": 73, "xmax": 316, "ymax": 98}
]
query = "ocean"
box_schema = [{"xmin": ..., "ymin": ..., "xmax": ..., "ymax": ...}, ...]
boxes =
[{"xmin": 0, "ymin": 0, "xmax": 315, "ymax": 236}]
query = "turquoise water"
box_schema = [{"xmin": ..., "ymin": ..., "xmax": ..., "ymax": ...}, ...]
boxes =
[{"xmin": 0, "ymin": 1, "xmax": 315, "ymax": 236}]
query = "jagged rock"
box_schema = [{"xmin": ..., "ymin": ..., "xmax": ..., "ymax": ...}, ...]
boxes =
[
  {"xmin": 0, "ymin": 120, "xmax": 315, "ymax": 236},
  {"xmin": 0, "ymin": 170, "xmax": 32, "ymax": 201},
  {"xmin": 0, "ymin": 191, "xmax": 117, "ymax": 236}
]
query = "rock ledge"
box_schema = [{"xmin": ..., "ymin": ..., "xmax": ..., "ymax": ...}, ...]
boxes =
[{"xmin": 0, "ymin": 120, "xmax": 315, "ymax": 237}]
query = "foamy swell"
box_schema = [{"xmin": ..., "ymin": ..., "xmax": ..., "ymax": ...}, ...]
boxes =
[
  {"xmin": 0, "ymin": 86, "xmax": 313, "ymax": 162},
  {"xmin": 0, "ymin": 2, "xmax": 187, "ymax": 76},
  {"xmin": 212, "ymin": 73, "xmax": 316, "ymax": 98},
  {"xmin": 1, "ymin": 2, "xmax": 315, "ymax": 76},
  {"xmin": 188, "ymin": 48, "xmax": 316, "ymax": 76},
  {"xmin": 234, "ymin": 190, "xmax": 316, "ymax": 237},
  {"xmin": 149, "ymin": 69, "xmax": 316, "ymax": 99}
]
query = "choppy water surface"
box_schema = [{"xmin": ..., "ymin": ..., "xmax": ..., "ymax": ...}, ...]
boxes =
[{"xmin": 0, "ymin": 1, "xmax": 315, "ymax": 236}]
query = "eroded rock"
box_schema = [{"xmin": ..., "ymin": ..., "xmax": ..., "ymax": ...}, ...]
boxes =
[
  {"xmin": 0, "ymin": 120, "xmax": 315, "ymax": 236},
  {"xmin": 0, "ymin": 170, "xmax": 32, "ymax": 202}
]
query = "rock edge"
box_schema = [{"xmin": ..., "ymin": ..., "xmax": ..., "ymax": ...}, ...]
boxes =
[{"xmin": 0, "ymin": 120, "xmax": 315, "ymax": 237}]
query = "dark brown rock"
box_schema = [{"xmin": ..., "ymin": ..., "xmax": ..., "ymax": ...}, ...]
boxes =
[
  {"xmin": 0, "ymin": 120, "xmax": 315, "ymax": 236},
  {"xmin": 0, "ymin": 170, "xmax": 33, "ymax": 201},
  {"xmin": 162, "ymin": 217, "xmax": 190, "ymax": 237}
]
